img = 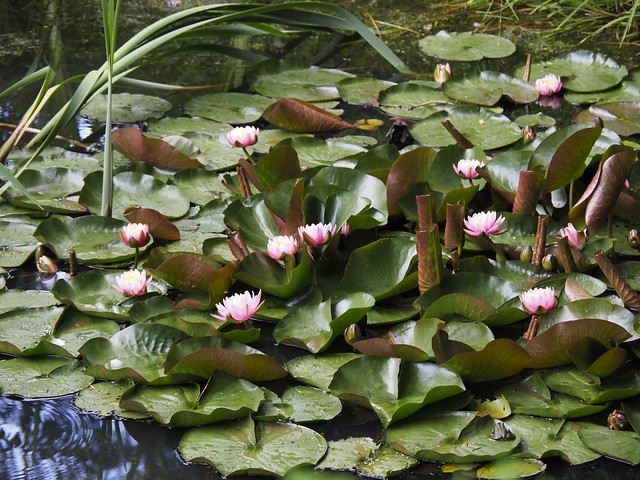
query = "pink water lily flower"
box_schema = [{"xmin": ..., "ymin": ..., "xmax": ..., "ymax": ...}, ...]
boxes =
[
  {"xmin": 267, "ymin": 235, "xmax": 300, "ymax": 260},
  {"xmin": 519, "ymin": 287, "xmax": 557, "ymax": 315},
  {"xmin": 453, "ymin": 159, "xmax": 485, "ymax": 179},
  {"xmin": 298, "ymin": 223, "xmax": 336, "ymax": 247},
  {"xmin": 226, "ymin": 126, "xmax": 259, "ymax": 148},
  {"xmin": 434, "ymin": 63, "xmax": 452, "ymax": 84},
  {"xmin": 558, "ymin": 223, "xmax": 587, "ymax": 250},
  {"xmin": 463, "ymin": 211, "xmax": 507, "ymax": 236},
  {"xmin": 533, "ymin": 74, "xmax": 562, "ymax": 96},
  {"xmin": 119, "ymin": 223, "xmax": 150, "ymax": 248},
  {"xmin": 213, "ymin": 290, "xmax": 264, "ymax": 323},
  {"xmin": 113, "ymin": 269, "xmax": 153, "ymax": 296}
]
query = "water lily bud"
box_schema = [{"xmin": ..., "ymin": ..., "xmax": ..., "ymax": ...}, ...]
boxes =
[
  {"xmin": 519, "ymin": 286, "xmax": 557, "ymax": 315},
  {"xmin": 519, "ymin": 245, "xmax": 533, "ymax": 263},
  {"xmin": 533, "ymin": 73, "xmax": 562, "ymax": 96},
  {"xmin": 608, "ymin": 410, "xmax": 629, "ymax": 430},
  {"xmin": 298, "ymin": 223, "xmax": 336, "ymax": 248},
  {"xmin": 434, "ymin": 63, "xmax": 452, "ymax": 84},
  {"xmin": 340, "ymin": 222, "xmax": 350, "ymax": 237},
  {"xmin": 226, "ymin": 126, "xmax": 259, "ymax": 148},
  {"xmin": 212, "ymin": 290, "xmax": 264, "ymax": 323},
  {"xmin": 541, "ymin": 254, "xmax": 556, "ymax": 272},
  {"xmin": 628, "ymin": 229, "xmax": 640, "ymax": 250},
  {"xmin": 453, "ymin": 159, "xmax": 485, "ymax": 180},
  {"xmin": 112, "ymin": 269, "xmax": 153, "ymax": 296},
  {"xmin": 36, "ymin": 255, "xmax": 58, "ymax": 274},
  {"xmin": 558, "ymin": 223, "xmax": 587, "ymax": 250},
  {"xmin": 463, "ymin": 211, "xmax": 507, "ymax": 237},
  {"xmin": 267, "ymin": 235, "xmax": 299, "ymax": 260},
  {"xmin": 119, "ymin": 223, "xmax": 150, "ymax": 248}
]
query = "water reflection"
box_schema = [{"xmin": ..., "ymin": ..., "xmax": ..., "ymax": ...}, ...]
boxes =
[{"xmin": 0, "ymin": 395, "xmax": 214, "ymax": 480}]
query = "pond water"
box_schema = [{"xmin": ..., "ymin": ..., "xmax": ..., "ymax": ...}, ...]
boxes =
[{"xmin": 2, "ymin": 1, "xmax": 640, "ymax": 479}]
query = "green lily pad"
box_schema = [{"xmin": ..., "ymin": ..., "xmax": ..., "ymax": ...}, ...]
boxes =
[
  {"xmin": 273, "ymin": 293, "xmax": 375, "ymax": 353},
  {"xmin": 119, "ymin": 372, "xmax": 264, "ymax": 427},
  {"xmin": 255, "ymin": 386, "xmax": 342, "ymax": 423},
  {"xmin": 184, "ymin": 92, "xmax": 275, "ymax": 124},
  {"xmin": 522, "ymin": 50, "xmax": 628, "ymax": 93},
  {"xmin": 410, "ymin": 106, "xmax": 522, "ymax": 150},
  {"xmin": 0, "ymin": 306, "xmax": 69, "ymax": 357},
  {"xmin": 74, "ymin": 381, "xmax": 150, "ymax": 419},
  {"xmin": 80, "ymin": 323, "xmax": 191, "ymax": 385},
  {"xmin": 53, "ymin": 309, "xmax": 120, "ymax": 357},
  {"xmin": 443, "ymin": 72, "xmax": 538, "ymax": 106},
  {"xmin": 164, "ymin": 336, "xmax": 288, "ymax": 382},
  {"xmin": 79, "ymin": 171, "xmax": 190, "ymax": 219},
  {"xmin": 329, "ymin": 356, "xmax": 465, "ymax": 426},
  {"xmin": 338, "ymin": 237, "xmax": 417, "ymax": 301},
  {"xmin": 146, "ymin": 116, "xmax": 229, "ymax": 137},
  {"xmin": 366, "ymin": 304, "xmax": 419, "ymax": 325},
  {"xmin": 249, "ymin": 60, "xmax": 353, "ymax": 101},
  {"xmin": 575, "ymin": 102, "xmax": 640, "ymax": 136},
  {"xmin": 278, "ymin": 136, "xmax": 367, "ymax": 167},
  {"xmin": 565, "ymin": 69, "xmax": 640, "ymax": 104},
  {"xmin": 4, "ymin": 168, "xmax": 88, "ymax": 213},
  {"xmin": 495, "ymin": 373, "xmax": 608, "ymax": 418},
  {"xmin": 178, "ymin": 416, "xmax": 327, "ymax": 476},
  {"xmin": 0, "ymin": 217, "xmax": 41, "ymax": 267},
  {"xmin": 541, "ymin": 367, "xmax": 640, "ymax": 404},
  {"xmin": 507, "ymin": 415, "xmax": 600, "ymax": 464},
  {"xmin": 285, "ymin": 353, "xmax": 362, "ymax": 390},
  {"xmin": 172, "ymin": 169, "xmax": 231, "ymax": 205},
  {"xmin": 516, "ymin": 112, "xmax": 556, "ymax": 127},
  {"xmin": 476, "ymin": 457, "xmax": 546, "ymax": 479},
  {"xmin": 384, "ymin": 412, "xmax": 519, "ymax": 462},
  {"xmin": 0, "ymin": 356, "xmax": 93, "ymax": 398},
  {"xmin": 80, "ymin": 93, "xmax": 172, "ymax": 122},
  {"xmin": 378, "ymin": 82, "xmax": 449, "ymax": 119},
  {"xmin": 418, "ymin": 31, "xmax": 516, "ymax": 61},
  {"xmin": 52, "ymin": 269, "xmax": 150, "ymax": 320},
  {"xmin": 316, "ymin": 437, "xmax": 418, "ymax": 477},
  {"xmin": 34, "ymin": 216, "xmax": 137, "ymax": 265},
  {"xmin": 578, "ymin": 424, "xmax": 640, "ymax": 464},
  {"xmin": 336, "ymin": 76, "xmax": 396, "ymax": 105},
  {"xmin": 0, "ymin": 290, "xmax": 58, "ymax": 315}
]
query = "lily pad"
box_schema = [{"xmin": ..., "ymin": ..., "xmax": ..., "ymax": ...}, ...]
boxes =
[
  {"xmin": 0, "ymin": 217, "xmax": 41, "ymax": 267},
  {"xmin": 34, "ymin": 216, "xmax": 137, "ymax": 265},
  {"xmin": 575, "ymin": 102, "xmax": 640, "ymax": 136},
  {"xmin": 74, "ymin": 381, "xmax": 150, "ymax": 419},
  {"xmin": 476, "ymin": 457, "xmax": 546, "ymax": 479},
  {"xmin": 410, "ymin": 106, "xmax": 522, "ymax": 150},
  {"xmin": 378, "ymin": 82, "xmax": 449, "ymax": 119},
  {"xmin": 79, "ymin": 171, "xmax": 190, "ymax": 219},
  {"xmin": 0, "ymin": 290, "xmax": 58, "ymax": 315},
  {"xmin": 329, "ymin": 356, "xmax": 465, "ymax": 426},
  {"xmin": 336, "ymin": 76, "xmax": 396, "ymax": 105},
  {"xmin": 80, "ymin": 93, "xmax": 172, "ymax": 122},
  {"xmin": 384, "ymin": 411, "xmax": 519, "ymax": 462},
  {"xmin": 0, "ymin": 306, "xmax": 69, "ymax": 357},
  {"xmin": 80, "ymin": 323, "xmax": 191, "ymax": 385},
  {"xmin": 285, "ymin": 353, "xmax": 362, "ymax": 390},
  {"xmin": 578, "ymin": 424, "xmax": 640, "ymax": 464},
  {"xmin": 418, "ymin": 31, "xmax": 516, "ymax": 61},
  {"xmin": 249, "ymin": 60, "xmax": 353, "ymax": 101},
  {"xmin": 178, "ymin": 416, "xmax": 327, "ymax": 477},
  {"xmin": 0, "ymin": 356, "xmax": 93, "ymax": 398},
  {"xmin": 53, "ymin": 310, "xmax": 121, "ymax": 357},
  {"xmin": 541, "ymin": 367, "xmax": 640, "ymax": 404},
  {"xmin": 4, "ymin": 168, "xmax": 88, "ymax": 213},
  {"xmin": 119, "ymin": 372, "xmax": 264, "ymax": 427},
  {"xmin": 255, "ymin": 386, "xmax": 342, "ymax": 423},
  {"xmin": 442, "ymin": 72, "xmax": 538, "ymax": 106},
  {"xmin": 522, "ymin": 50, "xmax": 628, "ymax": 93},
  {"xmin": 184, "ymin": 92, "xmax": 274, "ymax": 124},
  {"xmin": 52, "ymin": 269, "xmax": 149, "ymax": 320}
]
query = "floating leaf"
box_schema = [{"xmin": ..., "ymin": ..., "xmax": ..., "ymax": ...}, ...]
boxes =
[
  {"xmin": 410, "ymin": 106, "xmax": 522, "ymax": 150},
  {"xmin": 384, "ymin": 412, "xmax": 519, "ymax": 462},
  {"xmin": 579, "ymin": 425, "xmax": 640, "ymax": 464},
  {"xmin": 0, "ymin": 307, "xmax": 68, "ymax": 357},
  {"xmin": 80, "ymin": 93, "xmax": 172, "ymax": 122},
  {"xmin": 119, "ymin": 372, "xmax": 264, "ymax": 427},
  {"xmin": 575, "ymin": 102, "xmax": 640, "ymax": 136},
  {"xmin": 285, "ymin": 353, "xmax": 361, "ymax": 390},
  {"xmin": 183, "ymin": 92, "xmax": 274, "ymax": 124},
  {"xmin": 418, "ymin": 31, "xmax": 516, "ymax": 61},
  {"xmin": 178, "ymin": 416, "xmax": 327, "ymax": 477},
  {"xmin": 0, "ymin": 218, "xmax": 41, "ymax": 267},
  {"xmin": 476, "ymin": 457, "xmax": 546, "ymax": 479},
  {"xmin": 337, "ymin": 76, "xmax": 396, "ymax": 104},
  {"xmin": 255, "ymin": 386, "xmax": 342, "ymax": 423},
  {"xmin": 542, "ymin": 367, "xmax": 640, "ymax": 404},
  {"xmin": 74, "ymin": 381, "xmax": 149, "ymax": 419},
  {"xmin": 442, "ymin": 72, "xmax": 538, "ymax": 106},
  {"xmin": 378, "ymin": 82, "xmax": 448, "ymax": 118},
  {"xmin": 263, "ymin": 98, "xmax": 352, "ymax": 133},
  {"xmin": 112, "ymin": 127, "xmax": 205, "ymax": 170}
]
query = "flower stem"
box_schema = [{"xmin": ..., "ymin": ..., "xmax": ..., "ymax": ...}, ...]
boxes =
[{"xmin": 134, "ymin": 247, "xmax": 139, "ymax": 269}]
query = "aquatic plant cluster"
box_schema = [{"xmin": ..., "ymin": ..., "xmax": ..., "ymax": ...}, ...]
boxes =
[{"xmin": 3, "ymin": 4, "xmax": 640, "ymax": 479}]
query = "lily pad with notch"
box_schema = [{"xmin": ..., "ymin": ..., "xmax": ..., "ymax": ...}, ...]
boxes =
[{"xmin": 418, "ymin": 31, "xmax": 516, "ymax": 61}]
